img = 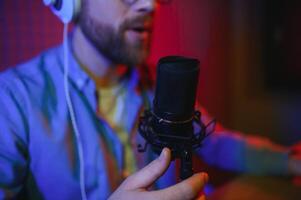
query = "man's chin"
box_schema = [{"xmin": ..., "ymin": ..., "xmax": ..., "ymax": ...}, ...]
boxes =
[{"xmin": 124, "ymin": 47, "xmax": 149, "ymax": 66}]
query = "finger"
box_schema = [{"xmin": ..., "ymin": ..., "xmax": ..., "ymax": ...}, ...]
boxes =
[
  {"xmin": 121, "ymin": 148, "xmax": 171, "ymax": 189},
  {"xmin": 147, "ymin": 172, "xmax": 209, "ymax": 200}
]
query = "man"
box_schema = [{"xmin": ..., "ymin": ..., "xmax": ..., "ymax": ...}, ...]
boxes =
[{"xmin": 0, "ymin": 0, "xmax": 300, "ymax": 199}]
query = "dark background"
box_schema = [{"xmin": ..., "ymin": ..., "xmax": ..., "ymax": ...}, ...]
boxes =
[{"xmin": 262, "ymin": 0, "xmax": 301, "ymax": 92}]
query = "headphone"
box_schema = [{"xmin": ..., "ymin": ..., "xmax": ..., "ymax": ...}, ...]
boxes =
[{"xmin": 43, "ymin": 0, "xmax": 81, "ymax": 23}]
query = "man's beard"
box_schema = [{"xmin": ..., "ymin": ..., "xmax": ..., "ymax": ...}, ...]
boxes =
[{"xmin": 79, "ymin": 13, "xmax": 150, "ymax": 67}]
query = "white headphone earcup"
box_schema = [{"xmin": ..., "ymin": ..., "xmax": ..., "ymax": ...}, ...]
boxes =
[{"xmin": 45, "ymin": 0, "xmax": 81, "ymax": 23}]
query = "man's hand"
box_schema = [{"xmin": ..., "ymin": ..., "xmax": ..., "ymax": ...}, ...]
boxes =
[{"xmin": 109, "ymin": 148, "xmax": 208, "ymax": 200}]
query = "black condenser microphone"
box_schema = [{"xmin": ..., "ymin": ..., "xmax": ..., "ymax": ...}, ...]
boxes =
[{"xmin": 138, "ymin": 56, "xmax": 216, "ymax": 180}]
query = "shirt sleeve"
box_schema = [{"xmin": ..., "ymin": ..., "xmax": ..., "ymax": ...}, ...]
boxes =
[
  {"xmin": 0, "ymin": 81, "xmax": 29, "ymax": 199},
  {"xmin": 196, "ymin": 106, "xmax": 289, "ymax": 175}
]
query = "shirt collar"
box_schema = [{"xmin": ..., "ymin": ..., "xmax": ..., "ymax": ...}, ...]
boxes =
[{"xmin": 57, "ymin": 34, "xmax": 92, "ymax": 91}]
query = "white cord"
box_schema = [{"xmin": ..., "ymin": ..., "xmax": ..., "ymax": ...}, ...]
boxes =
[{"xmin": 63, "ymin": 23, "xmax": 88, "ymax": 200}]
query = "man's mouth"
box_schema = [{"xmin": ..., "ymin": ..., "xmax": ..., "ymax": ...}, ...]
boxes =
[
  {"xmin": 126, "ymin": 24, "xmax": 152, "ymax": 42},
  {"xmin": 123, "ymin": 15, "xmax": 153, "ymax": 44},
  {"xmin": 131, "ymin": 27, "xmax": 148, "ymax": 33},
  {"xmin": 129, "ymin": 22, "xmax": 152, "ymax": 34}
]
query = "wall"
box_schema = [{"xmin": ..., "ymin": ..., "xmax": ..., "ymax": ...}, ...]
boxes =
[{"xmin": 228, "ymin": 0, "xmax": 301, "ymax": 145}]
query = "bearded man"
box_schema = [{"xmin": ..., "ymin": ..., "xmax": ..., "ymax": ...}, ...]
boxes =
[{"xmin": 0, "ymin": 0, "xmax": 300, "ymax": 199}]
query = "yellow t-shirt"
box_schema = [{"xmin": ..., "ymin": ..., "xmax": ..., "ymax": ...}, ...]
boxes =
[
  {"xmin": 96, "ymin": 81, "xmax": 137, "ymax": 178},
  {"xmin": 79, "ymin": 62, "xmax": 138, "ymax": 178}
]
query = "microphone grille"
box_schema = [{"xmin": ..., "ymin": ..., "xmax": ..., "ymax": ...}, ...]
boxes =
[{"xmin": 154, "ymin": 56, "xmax": 200, "ymax": 122}]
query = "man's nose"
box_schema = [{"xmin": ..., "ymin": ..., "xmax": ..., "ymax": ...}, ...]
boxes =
[{"xmin": 133, "ymin": 0, "xmax": 156, "ymax": 13}]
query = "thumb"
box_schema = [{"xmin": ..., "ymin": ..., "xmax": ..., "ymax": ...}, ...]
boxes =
[{"xmin": 121, "ymin": 148, "xmax": 171, "ymax": 190}]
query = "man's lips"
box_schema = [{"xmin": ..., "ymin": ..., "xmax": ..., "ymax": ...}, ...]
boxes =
[
  {"xmin": 126, "ymin": 29, "xmax": 150, "ymax": 43},
  {"xmin": 128, "ymin": 22, "xmax": 152, "ymax": 34},
  {"xmin": 130, "ymin": 27, "xmax": 151, "ymax": 33},
  {"xmin": 126, "ymin": 23, "xmax": 153, "ymax": 43},
  {"xmin": 124, "ymin": 16, "xmax": 153, "ymax": 43}
]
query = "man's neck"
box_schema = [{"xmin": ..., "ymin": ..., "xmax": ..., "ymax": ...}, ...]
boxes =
[{"xmin": 72, "ymin": 27, "xmax": 126, "ymax": 87}]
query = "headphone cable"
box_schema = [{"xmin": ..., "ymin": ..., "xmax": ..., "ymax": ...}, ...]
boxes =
[{"xmin": 63, "ymin": 23, "xmax": 88, "ymax": 200}]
